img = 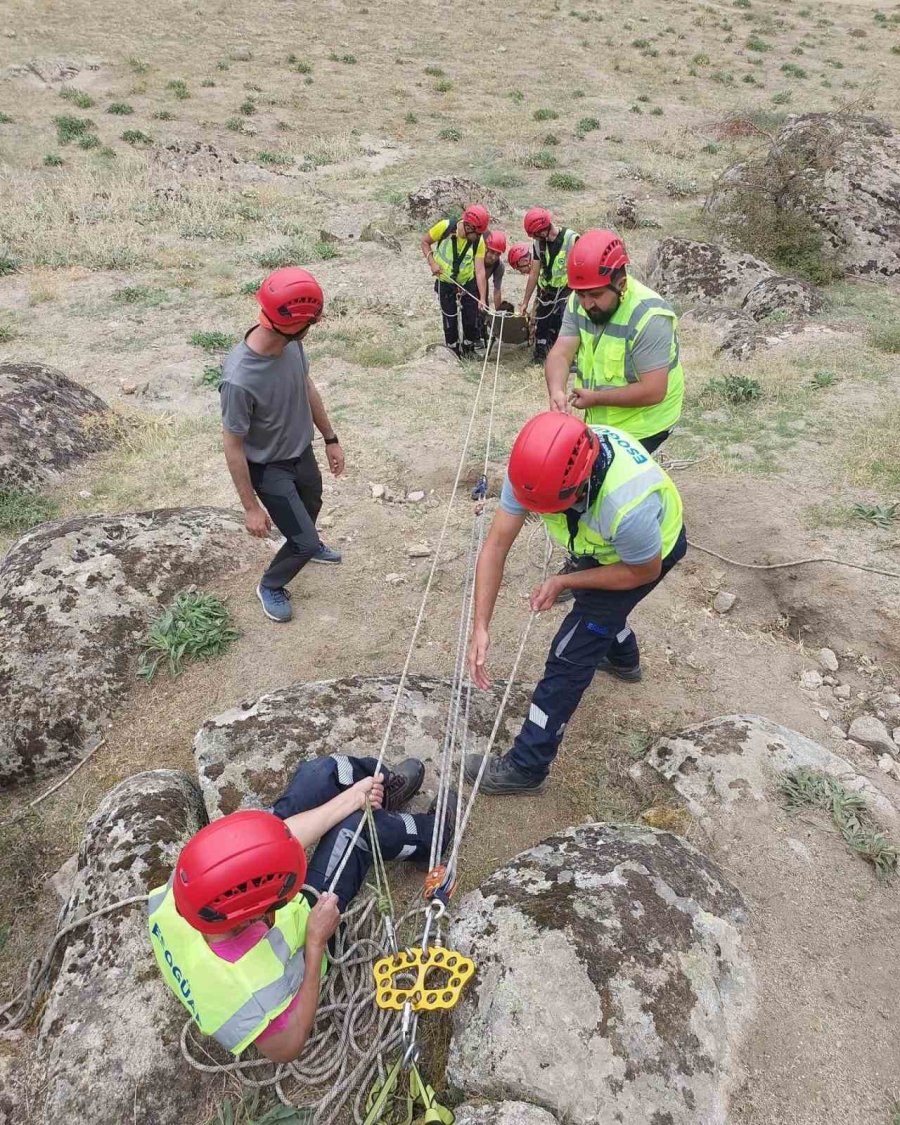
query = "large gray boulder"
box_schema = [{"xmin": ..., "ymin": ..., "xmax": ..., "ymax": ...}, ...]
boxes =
[
  {"xmin": 707, "ymin": 114, "xmax": 900, "ymax": 277},
  {"xmin": 405, "ymin": 177, "xmax": 509, "ymax": 223},
  {"xmin": 194, "ymin": 674, "xmax": 532, "ymax": 818},
  {"xmin": 0, "ymin": 507, "xmax": 263, "ymax": 786},
  {"xmin": 447, "ymin": 823, "xmax": 753, "ymax": 1125},
  {"xmin": 36, "ymin": 770, "xmax": 212, "ymax": 1125},
  {"xmin": 644, "ymin": 238, "xmax": 778, "ymax": 305},
  {"xmin": 454, "ymin": 1103, "xmax": 560, "ymax": 1125},
  {"xmin": 739, "ymin": 274, "xmax": 823, "ymax": 321},
  {"xmin": 0, "ymin": 361, "xmax": 112, "ymax": 491}
]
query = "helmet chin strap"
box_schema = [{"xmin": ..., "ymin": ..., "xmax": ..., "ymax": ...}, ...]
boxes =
[{"xmin": 259, "ymin": 311, "xmax": 309, "ymax": 340}]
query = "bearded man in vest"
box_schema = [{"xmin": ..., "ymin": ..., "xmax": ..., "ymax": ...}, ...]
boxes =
[
  {"xmin": 148, "ymin": 756, "xmax": 456, "ymax": 1061},
  {"xmin": 546, "ymin": 229, "xmax": 684, "ymax": 455},
  {"xmin": 519, "ymin": 208, "xmax": 579, "ymax": 366},
  {"xmin": 464, "ymin": 412, "xmax": 686, "ymax": 795},
  {"xmin": 420, "ymin": 203, "xmax": 490, "ymax": 358}
]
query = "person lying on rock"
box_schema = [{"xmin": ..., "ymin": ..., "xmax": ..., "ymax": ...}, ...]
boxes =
[
  {"xmin": 148, "ymin": 756, "xmax": 455, "ymax": 1063},
  {"xmin": 465, "ymin": 411, "xmax": 686, "ymax": 795},
  {"xmin": 220, "ymin": 266, "xmax": 344, "ymax": 625}
]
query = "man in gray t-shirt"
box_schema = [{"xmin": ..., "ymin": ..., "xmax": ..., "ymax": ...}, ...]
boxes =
[{"xmin": 220, "ymin": 267, "xmax": 345, "ymax": 624}]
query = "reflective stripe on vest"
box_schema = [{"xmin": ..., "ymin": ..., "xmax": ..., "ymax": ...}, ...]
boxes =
[
  {"xmin": 538, "ymin": 227, "xmax": 578, "ymax": 289},
  {"xmin": 433, "ymin": 221, "xmax": 482, "ymax": 284},
  {"xmin": 540, "ymin": 425, "xmax": 683, "ymax": 565},
  {"xmin": 570, "ymin": 278, "xmax": 685, "ymax": 440},
  {"xmin": 147, "ymin": 877, "xmax": 323, "ymax": 1056}
]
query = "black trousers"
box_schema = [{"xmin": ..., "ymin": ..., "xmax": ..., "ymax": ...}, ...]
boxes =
[
  {"xmin": 249, "ymin": 446, "xmax": 323, "ymax": 589},
  {"xmin": 534, "ymin": 285, "xmax": 570, "ymax": 356},
  {"xmin": 639, "ymin": 430, "xmax": 671, "ymax": 455},
  {"xmin": 437, "ymin": 278, "xmax": 479, "ymax": 351}
]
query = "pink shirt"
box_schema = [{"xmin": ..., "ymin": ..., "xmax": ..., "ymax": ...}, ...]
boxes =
[{"xmin": 210, "ymin": 922, "xmax": 302, "ymax": 1042}]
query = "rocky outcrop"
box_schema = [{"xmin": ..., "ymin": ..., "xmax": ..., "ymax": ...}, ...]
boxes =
[
  {"xmin": 707, "ymin": 114, "xmax": 900, "ymax": 277},
  {"xmin": 37, "ymin": 770, "xmax": 211, "ymax": 1125},
  {"xmin": 447, "ymin": 823, "xmax": 753, "ymax": 1125},
  {"xmin": 740, "ymin": 274, "xmax": 823, "ymax": 321},
  {"xmin": 635, "ymin": 714, "xmax": 900, "ymax": 829},
  {"xmin": 0, "ymin": 362, "xmax": 112, "ymax": 491},
  {"xmin": 194, "ymin": 675, "xmax": 532, "ymax": 818},
  {"xmin": 645, "ymin": 238, "xmax": 778, "ymax": 304},
  {"xmin": 454, "ymin": 1104, "xmax": 560, "ymax": 1125},
  {"xmin": 4, "ymin": 57, "xmax": 101, "ymax": 85},
  {"xmin": 0, "ymin": 507, "xmax": 263, "ymax": 787},
  {"xmin": 405, "ymin": 177, "xmax": 509, "ymax": 223}
]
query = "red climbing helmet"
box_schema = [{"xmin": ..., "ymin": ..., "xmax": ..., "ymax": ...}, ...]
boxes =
[
  {"xmin": 508, "ymin": 412, "xmax": 599, "ymax": 513},
  {"xmin": 566, "ymin": 229, "xmax": 630, "ymax": 290},
  {"xmin": 461, "ymin": 204, "xmax": 490, "ymax": 234},
  {"xmin": 173, "ymin": 810, "xmax": 308, "ymax": 935},
  {"xmin": 523, "ymin": 207, "xmax": 553, "ymax": 238},
  {"xmin": 256, "ymin": 267, "xmax": 324, "ymax": 330},
  {"xmin": 484, "ymin": 230, "xmax": 507, "ymax": 253},
  {"xmin": 507, "ymin": 242, "xmax": 533, "ymax": 270}
]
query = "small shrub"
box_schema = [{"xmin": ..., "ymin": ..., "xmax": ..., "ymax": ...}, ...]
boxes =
[
  {"xmin": 771, "ymin": 90, "xmax": 792, "ymax": 104},
  {"xmin": 200, "ymin": 364, "xmax": 224, "ymax": 389},
  {"xmin": 328, "ymin": 52, "xmax": 357, "ymax": 64},
  {"xmin": 240, "ymin": 279, "xmax": 262, "ymax": 295},
  {"xmin": 59, "ymin": 86, "xmax": 94, "ymax": 108},
  {"xmin": 701, "ymin": 141, "xmax": 720, "ymax": 154},
  {"xmin": 0, "ymin": 489, "xmax": 58, "ymax": 534},
  {"xmin": 576, "ymin": 116, "xmax": 600, "ymax": 135},
  {"xmin": 54, "ymin": 114, "xmax": 93, "ymax": 143},
  {"xmin": 508, "ymin": 88, "xmax": 525, "ymax": 103},
  {"xmin": 0, "ymin": 111, "xmax": 13, "ymax": 123},
  {"xmin": 128, "ymin": 56, "xmax": 149, "ymax": 73},
  {"xmin": 521, "ymin": 149, "xmax": 558, "ymax": 169},
  {"xmin": 121, "ymin": 129, "xmax": 152, "ymax": 144},
  {"xmin": 704, "ymin": 373, "xmax": 763, "ymax": 404},
  {"xmin": 225, "ymin": 117, "xmax": 249, "ymax": 132},
  {"xmin": 314, "ymin": 241, "xmax": 339, "ymax": 260},
  {"xmin": 870, "ymin": 325, "xmax": 900, "ymax": 353},
  {"xmin": 482, "ymin": 169, "xmax": 525, "ymax": 189},
  {"xmin": 239, "ymin": 98, "xmax": 256, "ymax": 115},
  {"xmin": 190, "ymin": 330, "xmax": 235, "ymax": 351},
  {"xmin": 746, "ymin": 33, "xmax": 772, "ymax": 50},
  {"xmin": 438, "ymin": 126, "xmax": 461, "ymax": 141},
  {"xmin": 256, "ymin": 150, "xmax": 294, "ymax": 166},
  {"xmin": 810, "ymin": 369, "xmax": 837, "ymax": 388},
  {"xmin": 650, "ymin": 106, "xmax": 664, "ymax": 115},
  {"xmin": 542, "ymin": 132, "xmax": 559, "ymax": 145},
  {"xmin": 632, "ymin": 37, "xmax": 651, "ymax": 48},
  {"xmin": 43, "ymin": 153, "xmax": 64, "ymax": 166},
  {"xmin": 153, "ymin": 109, "xmax": 175, "ymax": 120},
  {"xmin": 200, "ymin": 78, "xmax": 216, "ymax": 88},
  {"xmin": 167, "ymin": 79, "xmax": 190, "ymax": 99},
  {"xmin": 637, "ymin": 94, "xmax": 651, "ymax": 103},
  {"xmin": 781, "ymin": 62, "xmax": 807, "ymax": 78},
  {"xmin": 571, "ymin": 88, "xmax": 586, "ymax": 98},
  {"xmin": 850, "ymin": 501, "xmax": 899, "ymax": 528},
  {"xmin": 294, "ymin": 60, "xmax": 313, "ymax": 74},
  {"xmin": 77, "ymin": 133, "xmax": 101, "ymax": 149},
  {"xmin": 533, "ymin": 107, "xmax": 559, "ymax": 121},
  {"xmin": 106, "ymin": 102, "xmax": 134, "ymax": 115},
  {"xmin": 137, "ymin": 592, "xmax": 239, "ymax": 683},
  {"xmin": 548, "ymin": 172, "xmax": 585, "ymax": 191},
  {"xmin": 733, "ymin": 0, "xmax": 751, "ymax": 7},
  {"xmin": 423, "ymin": 65, "xmax": 445, "ymax": 76},
  {"xmin": 742, "ymin": 74, "xmax": 759, "ymax": 84},
  {"xmin": 98, "ymin": 145, "xmax": 116, "ymax": 158},
  {"xmin": 693, "ymin": 52, "xmax": 711, "ymax": 65},
  {"xmin": 0, "ymin": 254, "xmax": 18, "ymax": 276},
  {"xmin": 0, "ymin": 325, "xmax": 18, "ymax": 343},
  {"xmin": 630, "ymin": 104, "xmax": 643, "ymax": 114},
  {"xmin": 112, "ymin": 285, "xmax": 166, "ymax": 305},
  {"xmin": 434, "ymin": 78, "xmax": 453, "ymax": 92},
  {"xmin": 404, "ymin": 111, "xmax": 418, "ymax": 124},
  {"xmin": 257, "ymin": 244, "xmax": 300, "ymax": 269}
]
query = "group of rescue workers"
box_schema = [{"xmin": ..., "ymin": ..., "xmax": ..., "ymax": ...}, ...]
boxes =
[{"xmin": 148, "ymin": 203, "xmax": 688, "ymax": 1075}]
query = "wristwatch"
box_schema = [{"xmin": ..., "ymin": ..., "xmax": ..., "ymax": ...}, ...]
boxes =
[{"xmin": 324, "ymin": 434, "xmax": 340, "ymax": 445}]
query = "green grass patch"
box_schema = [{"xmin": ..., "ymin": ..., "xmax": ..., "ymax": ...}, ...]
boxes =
[
  {"xmin": 0, "ymin": 324, "xmax": 18, "ymax": 343},
  {"xmin": 0, "ymin": 489, "xmax": 58, "ymax": 534},
  {"xmin": 810, "ymin": 369, "xmax": 837, "ymax": 388},
  {"xmin": 438, "ymin": 126, "xmax": 461, "ymax": 141},
  {"xmin": 200, "ymin": 364, "xmax": 224, "ymax": 389},
  {"xmin": 54, "ymin": 114, "xmax": 93, "ymax": 143},
  {"xmin": 107, "ymin": 102, "xmax": 134, "ymax": 115},
  {"xmin": 313, "ymin": 241, "xmax": 339, "ymax": 260},
  {"xmin": 153, "ymin": 109, "xmax": 175, "ymax": 121},
  {"xmin": 112, "ymin": 285, "xmax": 168, "ymax": 306},
  {"xmin": 548, "ymin": 172, "xmax": 585, "ymax": 191},
  {"xmin": 200, "ymin": 78, "xmax": 216, "ymax": 88},
  {"xmin": 239, "ymin": 98, "xmax": 256, "ymax": 115},
  {"xmin": 533, "ymin": 107, "xmax": 559, "ymax": 121},
  {"xmin": 434, "ymin": 78, "xmax": 453, "ymax": 92},
  {"xmin": 190, "ymin": 330, "xmax": 235, "ymax": 351},
  {"xmin": 121, "ymin": 129, "xmax": 152, "ymax": 144},
  {"xmin": 746, "ymin": 33, "xmax": 772, "ymax": 50},
  {"xmin": 508, "ymin": 89, "xmax": 525, "ymax": 103},
  {"xmin": 328, "ymin": 52, "xmax": 357, "ymax": 64},
  {"xmin": 850, "ymin": 501, "xmax": 899, "ymax": 528},
  {"xmin": 702, "ymin": 374, "xmax": 763, "ymax": 405},
  {"xmin": 576, "ymin": 116, "xmax": 600, "ymax": 136},
  {"xmin": 59, "ymin": 86, "xmax": 94, "ymax": 108},
  {"xmin": 869, "ymin": 325, "xmax": 900, "ymax": 353},
  {"xmin": 137, "ymin": 591, "xmax": 239, "ymax": 683},
  {"xmin": 542, "ymin": 132, "xmax": 559, "ymax": 145},
  {"xmin": 404, "ymin": 111, "xmax": 418, "ymax": 124},
  {"xmin": 128, "ymin": 56, "xmax": 149, "ymax": 73},
  {"xmin": 482, "ymin": 169, "xmax": 525, "ymax": 189},
  {"xmin": 167, "ymin": 79, "xmax": 190, "ymax": 99},
  {"xmin": 779, "ymin": 768, "xmax": 898, "ymax": 881},
  {"xmin": 781, "ymin": 62, "xmax": 807, "ymax": 78},
  {"xmin": 521, "ymin": 149, "xmax": 557, "ymax": 169},
  {"xmin": 256, "ymin": 150, "xmax": 294, "ymax": 166},
  {"xmin": 0, "ymin": 112, "xmax": 12, "ymax": 124},
  {"xmin": 77, "ymin": 134, "xmax": 101, "ymax": 150},
  {"xmin": 43, "ymin": 153, "xmax": 64, "ymax": 166},
  {"xmin": 423, "ymin": 65, "xmax": 445, "ymax": 77},
  {"xmin": 0, "ymin": 254, "xmax": 18, "ymax": 276}
]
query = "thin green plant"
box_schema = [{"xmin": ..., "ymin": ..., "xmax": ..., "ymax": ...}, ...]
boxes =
[
  {"xmin": 137, "ymin": 592, "xmax": 240, "ymax": 683},
  {"xmin": 190, "ymin": 330, "xmax": 235, "ymax": 351},
  {"xmin": 850, "ymin": 501, "xmax": 899, "ymax": 528},
  {"xmin": 0, "ymin": 489, "xmax": 59, "ymax": 534},
  {"xmin": 59, "ymin": 86, "xmax": 94, "ymax": 108}
]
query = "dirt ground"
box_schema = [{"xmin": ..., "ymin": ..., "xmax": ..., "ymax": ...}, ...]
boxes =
[{"xmin": 1, "ymin": 0, "xmax": 899, "ymax": 1121}]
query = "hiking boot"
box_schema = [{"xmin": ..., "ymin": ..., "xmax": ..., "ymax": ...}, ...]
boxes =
[
  {"xmin": 597, "ymin": 658, "xmax": 643, "ymax": 683},
  {"xmin": 256, "ymin": 584, "xmax": 293, "ymax": 623},
  {"xmin": 383, "ymin": 758, "xmax": 426, "ymax": 811},
  {"xmin": 463, "ymin": 754, "xmax": 545, "ymax": 795},
  {"xmin": 311, "ymin": 542, "xmax": 342, "ymax": 564},
  {"xmin": 473, "ymin": 340, "xmax": 486, "ymax": 358}
]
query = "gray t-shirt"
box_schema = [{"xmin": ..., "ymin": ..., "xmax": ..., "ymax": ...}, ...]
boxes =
[
  {"xmin": 560, "ymin": 300, "xmax": 673, "ymax": 375},
  {"xmin": 499, "ymin": 473, "xmax": 663, "ymax": 564},
  {"xmin": 486, "ymin": 257, "xmax": 505, "ymax": 294},
  {"xmin": 220, "ymin": 335, "xmax": 314, "ymax": 464}
]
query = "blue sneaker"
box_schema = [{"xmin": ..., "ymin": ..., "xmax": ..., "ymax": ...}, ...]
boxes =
[
  {"xmin": 310, "ymin": 542, "xmax": 342, "ymax": 564},
  {"xmin": 256, "ymin": 584, "xmax": 292, "ymax": 623}
]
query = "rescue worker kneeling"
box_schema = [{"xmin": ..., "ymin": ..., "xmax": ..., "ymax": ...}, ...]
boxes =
[{"xmin": 148, "ymin": 757, "xmax": 453, "ymax": 1062}]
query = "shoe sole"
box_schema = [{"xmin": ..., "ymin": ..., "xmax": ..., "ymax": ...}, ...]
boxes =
[
  {"xmin": 462, "ymin": 771, "xmax": 546, "ymax": 795},
  {"xmin": 256, "ymin": 585, "xmax": 292, "ymax": 623},
  {"xmin": 309, "ymin": 556, "xmax": 342, "ymax": 565},
  {"xmin": 598, "ymin": 662, "xmax": 642, "ymax": 683}
]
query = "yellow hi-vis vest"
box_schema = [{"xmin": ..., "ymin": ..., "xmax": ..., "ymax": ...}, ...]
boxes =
[
  {"xmin": 538, "ymin": 227, "xmax": 578, "ymax": 290},
  {"xmin": 433, "ymin": 219, "xmax": 483, "ymax": 285},
  {"xmin": 541, "ymin": 425, "xmax": 683, "ymax": 565},
  {"xmin": 570, "ymin": 277, "xmax": 684, "ymax": 440},
  {"xmin": 147, "ymin": 877, "xmax": 325, "ymax": 1056}
]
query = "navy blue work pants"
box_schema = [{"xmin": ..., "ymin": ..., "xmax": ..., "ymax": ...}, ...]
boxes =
[
  {"xmin": 271, "ymin": 755, "xmax": 435, "ymax": 911},
  {"xmin": 508, "ymin": 528, "xmax": 688, "ymax": 779}
]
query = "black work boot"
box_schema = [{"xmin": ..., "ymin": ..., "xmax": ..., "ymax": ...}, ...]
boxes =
[
  {"xmin": 597, "ymin": 658, "xmax": 643, "ymax": 683},
  {"xmin": 383, "ymin": 758, "xmax": 426, "ymax": 811},
  {"xmin": 531, "ymin": 343, "xmax": 548, "ymax": 366},
  {"xmin": 463, "ymin": 754, "xmax": 546, "ymax": 795}
]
